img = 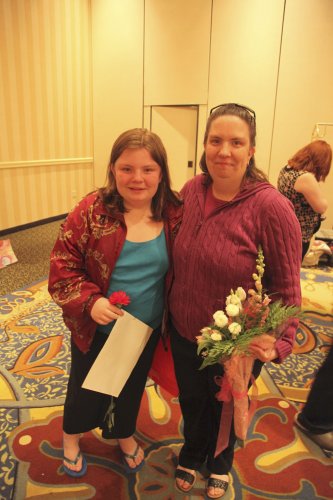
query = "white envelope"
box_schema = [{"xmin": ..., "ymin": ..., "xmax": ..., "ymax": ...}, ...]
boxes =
[{"xmin": 82, "ymin": 311, "xmax": 153, "ymax": 397}]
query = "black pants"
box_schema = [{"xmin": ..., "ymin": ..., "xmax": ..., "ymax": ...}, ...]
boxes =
[
  {"xmin": 170, "ymin": 326, "xmax": 234, "ymax": 475},
  {"xmin": 63, "ymin": 328, "xmax": 160, "ymax": 438},
  {"xmin": 298, "ymin": 343, "xmax": 333, "ymax": 434},
  {"xmin": 170, "ymin": 325, "xmax": 263, "ymax": 475},
  {"xmin": 302, "ymin": 218, "xmax": 322, "ymax": 259},
  {"xmin": 302, "ymin": 241, "xmax": 311, "ymax": 259}
]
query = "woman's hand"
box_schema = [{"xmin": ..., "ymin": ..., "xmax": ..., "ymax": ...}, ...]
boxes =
[
  {"xmin": 90, "ymin": 297, "xmax": 124, "ymax": 325},
  {"xmin": 247, "ymin": 334, "xmax": 278, "ymax": 362}
]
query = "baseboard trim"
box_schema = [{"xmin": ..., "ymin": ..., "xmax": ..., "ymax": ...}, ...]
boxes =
[{"xmin": 0, "ymin": 214, "xmax": 67, "ymax": 237}]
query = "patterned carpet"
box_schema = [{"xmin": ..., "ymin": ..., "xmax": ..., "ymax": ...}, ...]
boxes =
[
  {"xmin": 0, "ymin": 268, "xmax": 333, "ymax": 500},
  {"xmin": 0, "ymin": 218, "xmax": 63, "ymax": 296},
  {"xmin": 265, "ymin": 267, "xmax": 333, "ymax": 404}
]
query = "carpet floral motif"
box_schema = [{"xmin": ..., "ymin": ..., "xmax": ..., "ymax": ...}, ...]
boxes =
[
  {"xmin": 265, "ymin": 268, "xmax": 333, "ymax": 404},
  {"xmin": 1, "ymin": 271, "xmax": 333, "ymax": 500}
]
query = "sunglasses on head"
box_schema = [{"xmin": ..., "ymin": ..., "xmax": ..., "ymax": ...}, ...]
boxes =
[{"xmin": 209, "ymin": 103, "xmax": 256, "ymax": 121}]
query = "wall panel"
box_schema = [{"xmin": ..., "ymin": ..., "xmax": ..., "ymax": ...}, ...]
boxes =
[
  {"xmin": 91, "ymin": 0, "xmax": 144, "ymax": 187},
  {"xmin": 209, "ymin": 0, "xmax": 285, "ymax": 174},
  {"xmin": 270, "ymin": 0, "xmax": 333, "ymax": 229},
  {"xmin": 0, "ymin": 0, "xmax": 93, "ymax": 230},
  {"xmin": 144, "ymin": 0, "xmax": 211, "ymax": 106},
  {"xmin": 0, "ymin": 163, "xmax": 93, "ymax": 230}
]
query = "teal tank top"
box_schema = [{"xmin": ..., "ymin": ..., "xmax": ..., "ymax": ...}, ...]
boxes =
[{"xmin": 98, "ymin": 229, "xmax": 168, "ymax": 334}]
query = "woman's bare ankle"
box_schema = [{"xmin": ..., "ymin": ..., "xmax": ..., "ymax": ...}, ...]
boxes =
[
  {"xmin": 63, "ymin": 432, "xmax": 81, "ymax": 462},
  {"xmin": 118, "ymin": 436, "xmax": 144, "ymax": 468}
]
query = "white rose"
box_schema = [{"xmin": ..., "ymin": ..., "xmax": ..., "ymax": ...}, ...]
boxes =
[
  {"xmin": 213, "ymin": 310, "xmax": 228, "ymax": 328},
  {"xmin": 211, "ymin": 332, "xmax": 222, "ymax": 341},
  {"xmin": 228, "ymin": 322, "xmax": 242, "ymax": 337},
  {"xmin": 226, "ymin": 303, "xmax": 240, "ymax": 317},
  {"xmin": 236, "ymin": 287, "xmax": 246, "ymax": 302}
]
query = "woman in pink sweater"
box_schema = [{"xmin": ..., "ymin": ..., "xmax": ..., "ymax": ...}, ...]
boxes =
[{"xmin": 169, "ymin": 103, "xmax": 302, "ymax": 498}]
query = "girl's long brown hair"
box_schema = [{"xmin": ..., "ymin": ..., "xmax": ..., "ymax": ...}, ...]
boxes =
[{"xmin": 99, "ymin": 128, "xmax": 182, "ymax": 220}]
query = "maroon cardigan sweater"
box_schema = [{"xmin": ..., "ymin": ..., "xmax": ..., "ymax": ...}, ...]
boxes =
[{"xmin": 169, "ymin": 175, "xmax": 302, "ymax": 362}]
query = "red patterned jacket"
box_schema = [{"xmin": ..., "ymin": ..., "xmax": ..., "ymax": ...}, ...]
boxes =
[{"xmin": 48, "ymin": 191, "xmax": 182, "ymax": 353}]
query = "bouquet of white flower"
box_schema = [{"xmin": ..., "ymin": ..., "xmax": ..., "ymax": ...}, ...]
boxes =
[{"xmin": 196, "ymin": 246, "xmax": 301, "ymax": 455}]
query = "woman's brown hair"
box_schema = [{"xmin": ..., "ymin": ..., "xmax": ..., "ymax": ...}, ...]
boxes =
[
  {"xmin": 288, "ymin": 140, "xmax": 332, "ymax": 181},
  {"xmin": 99, "ymin": 128, "xmax": 181, "ymax": 220},
  {"xmin": 199, "ymin": 103, "xmax": 268, "ymax": 185}
]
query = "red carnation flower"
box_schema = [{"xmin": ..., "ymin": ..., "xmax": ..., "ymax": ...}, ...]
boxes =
[{"xmin": 109, "ymin": 291, "xmax": 131, "ymax": 308}]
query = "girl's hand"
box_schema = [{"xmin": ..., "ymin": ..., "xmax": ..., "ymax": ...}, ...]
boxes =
[
  {"xmin": 247, "ymin": 334, "xmax": 278, "ymax": 362},
  {"xmin": 90, "ymin": 297, "xmax": 124, "ymax": 325}
]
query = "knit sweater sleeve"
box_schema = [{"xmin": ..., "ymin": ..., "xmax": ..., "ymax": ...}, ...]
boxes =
[{"xmin": 260, "ymin": 189, "xmax": 302, "ymax": 362}]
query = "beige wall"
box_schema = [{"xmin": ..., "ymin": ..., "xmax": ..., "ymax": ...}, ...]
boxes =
[
  {"xmin": 1, "ymin": 0, "xmax": 333, "ymax": 231},
  {"xmin": 144, "ymin": 0, "xmax": 211, "ymax": 105},
  {"xmin": 0, "ymin": 0, "xmax": 93, "ymax": 230},
  {"xmin": 209, "ymin": 0, "xmax": 285, "ymax": 175},
  {"xmin": 269, "ymin": 0, "xmax": 333, "ymax": 230},
  {"xmin": 143, "ymin": 0, "xmax": 333, "ymax": 229},
  {"xmin": 91, "ymin": 0, "xmax": 144, "ymax": 187}
]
